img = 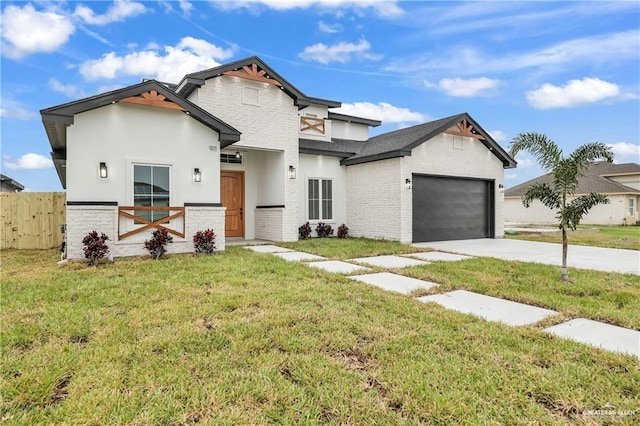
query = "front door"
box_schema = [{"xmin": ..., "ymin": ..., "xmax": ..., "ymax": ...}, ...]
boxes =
[{"xmin": 221, "ymin": 171, "xmax": 244, "ymax": 238}]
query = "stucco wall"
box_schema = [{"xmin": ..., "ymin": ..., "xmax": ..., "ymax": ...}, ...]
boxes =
[
  {"xmin": 609, "ymin": 174, "xmax": 640, "ymax": 191},
  {"xmin": 297, "ymin": 154, "xmax": 348, "ymax": 230},
  {"xmin": 331, "ymin": 121, "xmax": 370, "ymax": 141},
  {"xmin": 192, "ymin": 76, "xmax": 298, "ymax": 240},
  {"xmin": 505, "ymin": 194, "xmax": 639, "ymax": 226}
]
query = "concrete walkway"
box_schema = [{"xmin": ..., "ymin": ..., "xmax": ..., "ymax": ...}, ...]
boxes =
[{"xmin": 413, "ymin": 238, "xmax": 640, "ymax": 275}]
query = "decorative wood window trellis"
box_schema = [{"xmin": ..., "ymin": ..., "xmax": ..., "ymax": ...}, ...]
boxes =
[
  {"xmin": 118, "ymin": 206, "xmax": 185, "ymax": 240},
  {"xmin": 300, "ymin": 116, "xmax": 326, "ymax": 134}
]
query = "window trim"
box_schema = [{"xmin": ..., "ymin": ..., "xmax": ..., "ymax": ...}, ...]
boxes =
[
  {"xmin": 629, "ymin": 197, "xmax": 636, "ymax": 217},
  {"xmin": 307, "ymin": 177, "xmax": 334, "ymax": 222},
  {"xmin": 132, "ymin": 163, "xmax": 172, "ymax": 223}
]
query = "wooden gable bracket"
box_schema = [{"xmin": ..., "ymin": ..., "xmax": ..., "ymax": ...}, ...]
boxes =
[
  {"xmin": 223, "ymin": 63, "xmax": 283, "ymax": 87},
  {"xmin": 443, "ymin": 119, "xmax": 485, "ymax": 140},
  {"xmin": 300, "ymin": 116, "xmax": 325, "ymax": 134},
  {"xmin": 121, "ymin": 90, "xmax": 185, "ymax": 111}
]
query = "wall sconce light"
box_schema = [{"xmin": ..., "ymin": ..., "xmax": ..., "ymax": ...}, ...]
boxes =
[
  {"xmin": 288, "ymin": 165, "xmax": 297, "ymax": 180},
  {"xmin": 99, "ymin": 162, "xmax": 108, "ymax": 178},
  {"xmin": 193, "ymin": 168, "xmax": 202, "ymax": 182},
  {"xmin": 405, "ymin": 178, "xmax": 412, "ymax": 189},
  {"xmin": 235, "ymin": 150, "xmax": 241, "ymax": 159},
  {"xmin": 498, "ymin": 183, "xmax": 504, "ymax": 193}
]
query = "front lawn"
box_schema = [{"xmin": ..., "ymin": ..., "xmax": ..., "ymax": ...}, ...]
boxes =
[
  {"xmin": 2, "ymin": 246, "xmax": 638, "ymax": 424},
  {"xmin": 506, "ymin": 225, "xmax": 640, "ymax": 250}
]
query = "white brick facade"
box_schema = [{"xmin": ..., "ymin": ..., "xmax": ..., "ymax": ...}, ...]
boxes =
[{"xmin": 255, "ymin": 208, "xmax": 285, "ymax": 241}]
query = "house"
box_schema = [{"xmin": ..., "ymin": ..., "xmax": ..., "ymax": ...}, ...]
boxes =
[
  {"xmin": 0, "ymin": 174, "xmax": 24, "ymax": 192},
  {"xmin": 505, "ymin": 162, "xmax": 640, "ymax": 226},
  {"xmin": 41, "ymin": 56, "xmax": 516, "ymax": 259}
]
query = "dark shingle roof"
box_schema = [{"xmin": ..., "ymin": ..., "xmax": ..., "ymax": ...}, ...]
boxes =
[
  {"xmin": 299, "ymin": 138, "xmax": 366, "ymax": 158},
  {"xmin": 505, "ymin": 162, "xmax": 640, "ymax": 197}
]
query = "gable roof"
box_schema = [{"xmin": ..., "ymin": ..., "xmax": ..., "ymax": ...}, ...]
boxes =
[
  {"xmin": 505, "ymin": 162, "xmax": 640, "ymax": 197},
  {"xmin": 176, "ymin": 56, "xmax": 341, "ymax": 109},
  {"xmin": 0, "ymin": 174, "xmax": 25, "ymax": 192},
  {"xmin": 339, "ymin": 112, "xmax": 516, "ymax": 168},
  {"xmin": 41, "ymin": 79, "xmax": 241, "ymax": 189}
]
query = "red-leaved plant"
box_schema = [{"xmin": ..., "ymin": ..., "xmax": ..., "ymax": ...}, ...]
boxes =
[
  {"xmin": 298, "ymin": 222, "xmax": 312, "ymax": 239},
  {"xmin": 193, "ymin": 229, "xmax": 216, "ymax": 255},
  {"xmin": 82, "ymin": 230, "xmax": 110, "ymax": 265},
  {"xmin": 337, "ymin": 224, "xmax": 349, "ymax": 238},
  {"xmin": 316, "ymin": 222, "xmax": 334, "ymax": 238},
  {"xmin": 144, "ymin": 228, "xmax": 173, "ymax": 259}
]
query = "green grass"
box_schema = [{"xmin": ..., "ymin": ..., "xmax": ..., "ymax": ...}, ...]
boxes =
[
  {"xmin": 2, "ymin": 246, "xmax": 639, "ymax": 424},
  {"xmin": 506, "ymin": 226, "xmax": 640, "ymax": 250},
  {"xmin": 280, "ymin": 237, "xmax": 420, "ymax": 259}
]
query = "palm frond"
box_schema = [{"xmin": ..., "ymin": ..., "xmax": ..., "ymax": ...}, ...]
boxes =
[
  {"xmin": 564, "ymin": 193, "xmax": 610, "ymax": 230},
  {"xmin": 570, "ymin": 143, "xmax": 614, "ymax": 172},
  {"xmin": 522, "ymin": 182, "xmax": 561, "ymax": 210},
  {"xmin": 509, "ymin": 132, "xmax": 562, "ymax": 172}
]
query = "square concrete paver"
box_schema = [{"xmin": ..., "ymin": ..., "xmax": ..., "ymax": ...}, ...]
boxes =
[
  {"xmin": 350, "ymin": 255, "xmax": 427, "ymax": 268},
  {"xmin": 545, "ymin": 318, "xmax": 640, "ymax": 358},
  {"xmin": 274, "ymin": 251, "xmax": 326, "ymax": 262},
  {"xmin": 245, "ymin": 245, "xmax": 293, "ymax": 253},
  {"xmin": 418, "ymin": 290, "xmax": 558, "ymax": 326},
  {"xmin": 308, "ymin": 260, "xmax": 371, "ymax": 274},
  {"xmin": 350, "ymin": 272, "xmax": 439, "ymax": 295},
  {"xmin": 408, "ymin": 251, "xmax": 472, "ymax": 262}
]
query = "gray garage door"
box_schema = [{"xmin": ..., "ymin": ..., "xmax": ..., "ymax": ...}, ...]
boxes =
[{"xmin": 412, "ymin": 175, "xmax": 494, "ymax": 242}]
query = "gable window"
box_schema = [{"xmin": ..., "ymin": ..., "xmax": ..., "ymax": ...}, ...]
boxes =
[
  {"xmin": 134, "ymin": 165, "xmax": 170, "ymax": 222},
  {"xmin": 308, "ymin": 178, "xmax": 332, "ymax": 221},
  {"xmin": 630, "ymin": 197, "xmax": 636, "ymax": 217}
]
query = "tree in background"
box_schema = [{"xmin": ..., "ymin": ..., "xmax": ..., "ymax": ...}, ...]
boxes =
[{"xmin": 509, "ymin": 132, "xmax": 614, "ymax": 281}]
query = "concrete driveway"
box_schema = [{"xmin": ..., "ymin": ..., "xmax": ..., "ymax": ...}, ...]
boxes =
[{"xmin": 412, "ymin": 239, "xmax": 640, "ymax": 275}]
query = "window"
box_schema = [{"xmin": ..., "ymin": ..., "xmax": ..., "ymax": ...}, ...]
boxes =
[
  {"xmin": 630, "ymin": 197, "xmax": 636, "ymax": 216},
  {"xmin": 308, "ymin": 178, "xmax": 332, "ymax": 221},
  {"xmin": 133, "ymin": 165, "xmax": 170, "ymax": 222},
  {"xmin": 220, "ymin": 153, "xmax": 243, "ymax": 164}
]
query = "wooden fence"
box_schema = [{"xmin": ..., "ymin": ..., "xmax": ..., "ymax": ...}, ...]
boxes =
[{"xmin": 0, "ymin": 192, "xmax": 66, "ymax": 249}]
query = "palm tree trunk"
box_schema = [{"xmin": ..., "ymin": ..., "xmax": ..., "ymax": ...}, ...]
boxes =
[{"xmin": 561, "ymin": 225, "xmax": 569, "ymax": 281}]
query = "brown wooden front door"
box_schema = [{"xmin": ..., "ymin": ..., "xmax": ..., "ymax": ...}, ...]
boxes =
[{"xmin": 221, "ymin": 171, "xmax": 244, "ymax": 238}]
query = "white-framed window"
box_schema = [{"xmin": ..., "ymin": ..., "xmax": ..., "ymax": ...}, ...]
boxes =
[
  {"xmin": 308, "ymin": 178, "xmax": 333, "ymax": 221},
  {"xmin": 133, "ymin": 164, "xmax": 170, "ymax": 222},
  {"xmin": 629, "ymin": 197, "xmax": 636, "ymax": 217}
]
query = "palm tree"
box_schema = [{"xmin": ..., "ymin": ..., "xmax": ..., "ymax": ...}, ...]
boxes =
[{"xmin": 509, "ymin": 133, "xmax": 614, "ymax": 281}]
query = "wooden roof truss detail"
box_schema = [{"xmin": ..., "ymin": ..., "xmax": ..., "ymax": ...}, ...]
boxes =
[
  {"xmin": 223, "ymin": 63, "xmax": 283, "ymax": 87},
  {"xmin": 121, "ymin": 90, "xmax": 185, "ymax": 111},
  {"xmin": 443, "ymin": 119, "xmax": 485, "ymax": 140},
  {"xmin": 300, "ymin": 116, "xmax": 325, "ymax": 134}
]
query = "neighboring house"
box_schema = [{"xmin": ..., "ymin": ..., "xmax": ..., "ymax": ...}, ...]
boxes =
[
  {"xmin": 41, "ymin": 56, "xmax": 516, "ymax": 259},
  {"xmin": 0, "ymin": 174, "xmax": 25, "ymax": 192},
  {"xmin": 505, "ymin": 162, "xmax": 640, "ymax": 226}
]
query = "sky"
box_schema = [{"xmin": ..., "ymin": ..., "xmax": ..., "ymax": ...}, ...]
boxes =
[{"xmin": 1, "ymin": 0, "xmax": 639, "ymax": 192}]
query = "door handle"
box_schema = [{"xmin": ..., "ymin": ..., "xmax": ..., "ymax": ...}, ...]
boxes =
[{"xmin": 240, "ymin": 208, "xmax": 243, "ymax": 219}]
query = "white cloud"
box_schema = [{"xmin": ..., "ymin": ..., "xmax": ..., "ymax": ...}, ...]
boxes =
[
  {"xmin": 607, "ymin": 142, "xmax": 640, "ymax": 163},
  {"xmin": 178, "ymin": 0, "xmax": 194, "ymax": 16},
  {"xmin": 48, "ymin": 78, "xmax": 84, "ymax": 98},
  {"xmin": 424, "ymin": 77, "xmax": 500, "ymax": 97},
  {"xmin": 526, "ymin": 77, "xmax": 620, "ymax": 109},
  {"xmin": 4, "ymin": 153, "xmax": 53, "ymax": 170},
  {"xmin": 79, "ymin": 37, "xmax": 235, "ymax": 82},
  {"xmin": 318, "ymin": 20, "xmax": 341, "ymax": 33},
  {"xmin": 299, "ymin": 38, "xmax": 381, "ymax": 64},
  {"xmin": 0, "ymin": 3, "xmax": 75, "ymax": 59},
  {"xmin": 515, "ymin": 155, "xmax": 535, "ymax": 168},
  {"xmin": 488, "ymin": 130, "xmax": 507, "ymax": 143},
  {"xmin": 212, "ymin": 1, "xmax": 404, "ymax": 17},
  {"xmin": 74, "ymin": 0, "xmax": 147, "ymax": 26},
  {"xmin": 335, "ymin": 102, "xmax": 428, "ymax": 123},
  {"xmin": 0, "ymin": 100, "xmax": 36, "ymax": 120}
]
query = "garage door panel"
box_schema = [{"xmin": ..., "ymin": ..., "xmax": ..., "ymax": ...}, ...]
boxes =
[{"xmin": 413, "ymin": 175, "xmax": 493, "ymax": 242}]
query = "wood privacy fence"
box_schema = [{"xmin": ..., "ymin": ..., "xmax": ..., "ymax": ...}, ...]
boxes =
[{"xmin": 0, "ymin": 192, "xmax": 66, "ymax": 249}]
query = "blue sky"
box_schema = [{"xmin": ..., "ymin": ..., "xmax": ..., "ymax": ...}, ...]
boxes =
[{"xmin": 1, "ymin": 0, "xmax": 639, "ymax": 192}]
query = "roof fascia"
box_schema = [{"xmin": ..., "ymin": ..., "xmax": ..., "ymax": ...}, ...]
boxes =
[
  {"xmin": 341, "ymin": 150, "xmax": 409, "ymax": 166},
  {"xmin": 328, "ymin": 112, "xmax": 381, "ymax": 127}
]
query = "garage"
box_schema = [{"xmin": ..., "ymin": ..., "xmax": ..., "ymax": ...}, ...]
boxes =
[{"xmin": 412, "ymin": 175, "xmax": 495, "ymax": 242}]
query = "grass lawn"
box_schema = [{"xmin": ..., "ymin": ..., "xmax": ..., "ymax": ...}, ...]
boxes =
[
  {"xmin": 506, "ymin": 225, "xmax": 640, "ymax": 250},
  {"xmin": 2, "ymin": 244, "xmax": 639, "ymax": 424}
]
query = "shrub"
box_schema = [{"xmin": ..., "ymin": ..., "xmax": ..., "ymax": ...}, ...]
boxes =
[
  {"xmin": 316, "ymin": 222, "xmax": 334, "ymax": 238},
  {"xmin": 193, "ymin": 229, "xmax": 216, "ymax": 255},
  {"xmin": 299, "ymin": 222, "xmax": 312, "ymax": 239},
  {"xmin": 144, "ymin": 228, "xmax": 173, "ymax": 259},
  {"xmin": 82, "ymin": 231, "xmax": 110, "ymax": 266},
  {"xmin": 337, "ymin": 224, "xmax": 349, "ymax": 239}
]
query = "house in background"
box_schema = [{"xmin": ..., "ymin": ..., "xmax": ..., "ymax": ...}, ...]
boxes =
[
  {"xmin": 0, "ymin": 174, "xmax": 25, "ymax": 192},
  {"xmin": 41, "ymin": 56, "xmax": 516, "ymax": 259},
  {"xmin": 505, "ymin": 162, "xmax": 640, "ymax": 226}
]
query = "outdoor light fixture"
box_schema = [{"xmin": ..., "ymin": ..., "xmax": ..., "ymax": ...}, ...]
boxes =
[
  {"xmin": 194, "ymin": 168, "xmax": 202, "ymax": 182},
  {"xmin": 405, "ymin": 178, "xmax": 412, "ymax": 189},
  {"xmin": 288, "ymin": 165, "xmax": 297, "ymax": 179},
  {"xmin": 498, "ymin": 184, "xmax": 504, "ymax": 193},
  {"xmin": 235, "ymin": 150, "xmax": 241, "ymax": 159},
  {"xmin": 99, "ymin": 162, "xmax": 108, "ymax": 178}
]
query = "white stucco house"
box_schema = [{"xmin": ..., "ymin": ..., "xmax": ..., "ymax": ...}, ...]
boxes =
[
  {"xmin": 505, "ymin": 162, "xmax": 640, "ymax": 226},
  {"xmin": 41, "ymin": 56, "xmax": 516, "ymax": 259}
]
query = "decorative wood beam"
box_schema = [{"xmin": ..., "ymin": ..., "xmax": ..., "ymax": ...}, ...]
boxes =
[
  {"xmin": 300, "ymin": 116, "xmax": 325, "ymax": 134},
  {"xmin": 121, "ymin": 90, "xmax": 185, "ymax": 111},
  {"xmin": 118, "ymin": 206, "xmax": 185, "ymax": 240},
  {"xmin": 223, "ymin": 63, "xmax": 283, "ymax": 87},
  {"xmin": 443, "ymin": 119, "xmax": 485, "ymax": 140}
]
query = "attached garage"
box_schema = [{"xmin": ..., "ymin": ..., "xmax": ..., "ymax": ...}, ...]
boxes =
[{"xmin": 412, "ymin": 175, "xmax": 495, "ymax": 242}]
